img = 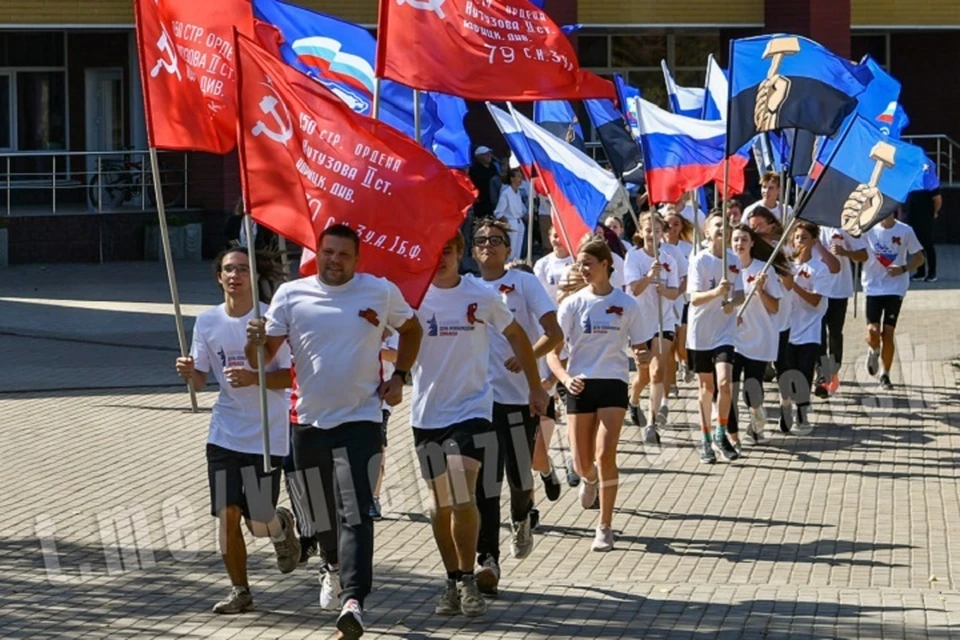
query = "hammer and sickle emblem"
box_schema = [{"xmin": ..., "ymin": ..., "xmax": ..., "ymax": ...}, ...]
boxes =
[
  {"xmin": 251, "ymin": 83, "xmax": 293, "ymax": 145},
  {"xmin": 150, "ymin": 27, "xmax": 181, "ymax": 81},
  {"xmin": 396, "ymin": 0, "xmax": 446, "ymax": 19}
]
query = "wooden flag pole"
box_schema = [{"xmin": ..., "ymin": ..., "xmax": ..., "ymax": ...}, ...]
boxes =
[{"xmin": 243, "ymin": 212, "xmax": 274, "ymax": 473}]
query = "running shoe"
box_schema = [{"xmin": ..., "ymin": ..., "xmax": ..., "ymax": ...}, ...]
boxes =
[
  {"xmin": 763, "ymin": 363, "xmax": 777, "ymax": 383},
  {"xmin": 866, "ymin": 349, "xmax": 880, "ymax": 377},
  {"xmin": 643, "ymin": 425, "xmax": 661, "ymax": 445},
  {"xmin": 910, "ymin": 273, "xmax": 926, "ymax": 282},
  {"xmin": 748, "ymin": 407, "xmax": 767, "ymax": 444},
  {"xmin": 510, "ymin": 514, "xmax": 534, "ymax": 559},
  {"xmin": 657, "ymin": 402, "xmax": 670, "ymax": 426},
  {"xmin": 458, "ymin": 574, "xmax": 488, "ymax": 616},
  {"xmin": 336, "ymin": 599, "xmax": 364, "ymax": 640},
  {"xmin": 683, "ymin": 364, "xmax": 696, "ymax": 384},
  {"xmin": 669, "ymin": 385, "xmax": 680, "ymax": 399},
  {"xmin": 435, "ymin": 579, "xmax": 461, "ymax": 616},
  {"xmin": 731, "ymin": 439, "xmax": 743, "ymax": 458},
  {"xmin": 712, "ymin": 435, "xmax": 740, "ymax": 462},
  {"xmin": 700, "ymin": 441, "xmax": 716, "ymax": 464},
  {"xmin": 879, "ymin": 373, "xmax": 894, "ymax": 390},
  {"xmin": 925, "ymin": 275, "xmax": 939, "ymax": 283},
  {"xmin": 579, "ymin": 478, "xmax": 599, "ymax": 509},
  {"xmin": 813, "ymin": 378, "xmax": 830, "ymax": 399},
  {"xmin": 212, "ymin": 587, "xmax": 253, "ymax": 614},
  {"xmin": 272, "ymin": 507, "xmax": 301, "ymax": 574},
  {"xmin": 826, "ymin": 374, "xmax": 840, "ymax": 395},
  {"xmin": 529, "ymin": 507, "xmax": 540, "ymax": 531},
  {"xmin": 565, "ymin": 460, "xmax": 581, "ymax": 488},
  {"xmin": 299, "ymin": 535, "xmax": 318, "ymax": 566},
  {"xmin": 319, "ymin": 564, "xmax": 342, "ymax": 610},
  {"xmin": 475, "ymin": 556, "xmax": 500, "ymax": 596},
  {"xmin": 541, "ymin": 467, "xmax": 562, "ymax": 502},
  {"xmin": 779, "ymin": 411, "xmax": 792, "ymax": 434},
  {"xmin": 369, "ymin": 497, "xmax": 383, "ymax": 522},
  {"xmin": 591, "ymin": 525, "xmax": 614, "ymax": 552}
]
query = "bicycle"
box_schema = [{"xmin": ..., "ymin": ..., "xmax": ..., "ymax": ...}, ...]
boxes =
[{"xmin": 88, "ymin": 151, "xmax": 185, "ymax": 210}]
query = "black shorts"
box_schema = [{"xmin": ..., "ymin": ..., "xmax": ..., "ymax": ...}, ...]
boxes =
[
  {"xmin": 565, "ymin": 378, "xmax": 629, "ymax": 414},
  {"xmin": 381, "ymin": 409, "xmax": 390, "ymax": 447},
  {"xmin": 866, "ymin": 295, "xmax": 904, "ymax": 328},
  {"xmin": 206, "ymin": 443, "xmax": 283, "ymax": 521},
  {"xmin": 690, "ymin": 345, "xmax": 736, "ymax": 374},
  {"xmin": 546, "ymin": 395, "xmax": 557, "ymax": 421},
  {"xmin": 681, "ymin": 302, "xmax": 690, "ymax": 325},
  {"xmin": 413, "ymin": 418, "xmax": 493, "ymax": 481},
  {"xmin": 646, "ymin": 331, "xmax": 676, "ymax": 350}
]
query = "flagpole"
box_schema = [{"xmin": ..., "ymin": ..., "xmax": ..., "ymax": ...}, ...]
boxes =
[
  {"xmin": 735, "ymin": 215, "xmax": 799, "ymax": 322},
  {"xmin": 653, "ymin": 213, "xmax": 664, "ymax": 354},
  {"xmin": 525, "ymin": 179, "xmax": 535, "ymax": 264},
  {"xmin": 372, "ymin": 78, "xmax": 381, "ymax": 120},
  {"xmin": 721, "ymin": 156, "xmax": 730, "ymax": 279},
  {"xmin": 690, "ymin": 189, "xmax": 701, "ymax": 248},
  {"xmin": 150, "ymin": 147, "xmax": 198, "ymax": 413},
  {"xmin": 413, "ymin": 89, "xmax": 422, "ymax": 144},
  {"xmin": 243, "ymin": 212, "xmax": 274, "ymax": 473}
]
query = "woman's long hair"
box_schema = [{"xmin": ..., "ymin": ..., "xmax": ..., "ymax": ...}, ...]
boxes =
[{"xmin": 731, "ymin": 224, "xmax": 791, "ymax": 277}]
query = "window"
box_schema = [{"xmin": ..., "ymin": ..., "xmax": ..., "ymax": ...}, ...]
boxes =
[
  {"xmin": 17, "ymin": 72, "xmax": 67, "ymax": 151},
  {"xmin": 674, "ymin": 34, "xmax": 720, "ymax": 68},
  {"xmin": 611, "ymin": 34, "xmax": 666, "ymax": 68},
  {"xmin": 0, "ymin": 74, "xmax": 10, "ymax": 149},
  {"xmin": 0, "ymin": 32, "xmax": 65, "ymax": 67},
  {"xmin": 578, "ymin": 35, "xmax": 609, "ymax": 68}
]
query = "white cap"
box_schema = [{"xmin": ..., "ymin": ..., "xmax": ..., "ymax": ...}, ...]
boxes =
[{"xmin": 474, "ymin": 145, "xmax": 493, "ymax": 156}]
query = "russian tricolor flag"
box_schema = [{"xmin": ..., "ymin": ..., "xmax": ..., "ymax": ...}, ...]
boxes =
[
  {"xmin": 488, "ymin": 103, "xmax": 620, "ymax": 253},
  {"xmin": 635, "ymin": 98, "xmax": 748, "ymax": 205},
  {"xmin": 661, "ymin": 60, "xmax": 706, "ymax": 118}
]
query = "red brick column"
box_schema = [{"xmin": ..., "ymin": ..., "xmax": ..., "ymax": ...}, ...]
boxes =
[{"xmin": 764, "ymin": 0, "xmax": 851, "ymax": 58}]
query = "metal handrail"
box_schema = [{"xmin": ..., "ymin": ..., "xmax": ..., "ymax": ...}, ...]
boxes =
[{"xmin": 0, "ymin": 149, "xmax": 190, "ymax": 216}]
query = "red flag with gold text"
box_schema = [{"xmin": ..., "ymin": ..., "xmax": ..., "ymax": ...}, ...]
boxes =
[{"xmin": 235, "ymin": 33, "xmax": 476, "ymax": 307}]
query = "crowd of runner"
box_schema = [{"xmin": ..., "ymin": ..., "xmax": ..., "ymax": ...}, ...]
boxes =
[{"xmin": 174, "ymin": 171, "xmax": 928, "ymax": 639}]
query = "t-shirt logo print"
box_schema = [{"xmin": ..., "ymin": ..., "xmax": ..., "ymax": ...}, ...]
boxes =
[
  {"xmin": 427, "ymin": 315, "xmax": 439, "ymax": 337},
  {"xmin": 606, "ymin": 306, "xmax": 624, "ymax": 316},
  {"xmin": 499, "ymin": 284, "xmax": 516, "ymax": 294},
  {"xmin": 747, "ymin": 274, "xmax": 757, "ymax": 284},
  {"xmin": 358, "ymin": 308, "xmax": 380, "ymax": 327},
  {"xmin": 466, "ymin": 303, "xmax": 484, "ymax": 325},
  {"xmin": 217, "ymin": 346, "xmax": 227, "ymax": 368},
  {"xmin": 729, "ymin": 265, "xmax": 741, "ymax": 275},
  {"xmin": 892, "ymin": 236, "xmax": 902, "ymax": 246}
]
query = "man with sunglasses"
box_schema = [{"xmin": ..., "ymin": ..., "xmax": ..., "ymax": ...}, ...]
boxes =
[{"xmin": 470, "ymin": 218, "xmax": 563, "ymax": 595}]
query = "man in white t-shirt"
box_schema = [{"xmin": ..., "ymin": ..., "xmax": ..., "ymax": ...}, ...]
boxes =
[
  {"xmin": 175, "ymin": 247, "xmax": 300, "ymax": 615},
  {"xmin": 847, "ymin": 213, "xmax": 925, "ymax": 389},
  {"xmin": 245, "ymin": 224, "xmax": 423, "ymax": 640},
  {"xmin": 494, "ymin": 168, "xmax": 527, "ymax": 261},
  {"xmin": 743, "ymin": 172, "xmax": 793, "ymax": 223},
  {"xmin": 413, "ymin": 232, "xmax": 547, "ymax": 617},
  {"xmin": 471, "ymin": 218, "xmax": 562, "ymax": 594}
]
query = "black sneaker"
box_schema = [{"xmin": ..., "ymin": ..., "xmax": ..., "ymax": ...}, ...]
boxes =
[
  {"xmin": 529, "ymin": 507, "xmax": 541, "ymax": 531},
  {"xmin": 565, "ymin": 459, "xmax": 581, "ymax": 488},
  {"xmin": 299, "ymin": 535, "xmax": 318, "ymax": 566},
  {"xmin": 629, "ymin": 403, "xmax": 645, "ymax": 427},
  {"xmin": 700, "ymin": 441, "xmax": 717, "ymax": 464},
  {"xmin": 712, "ymin": 435, "xmax": 740, "ymax": 462},
  {"xmin": 763, "ymin": 363, "xmax": 777, "ymax": 383},
  {"xmin": 911, "ymin": 273, "xmax": 926, "ymax": 282},
  {"xmin": 879, "ymin": 374, "xmax": 894, "ymax": 390},
  {"xmin": 779, "ymin": 406, "xmax": 793, "ymax": 433},
  {"xmin": 925, "ymin": 275, "xmax": 939, "ymax": 283},
  {"xmin": 541, "ymin": 468, "xmax": 562, "ymax": 502}
]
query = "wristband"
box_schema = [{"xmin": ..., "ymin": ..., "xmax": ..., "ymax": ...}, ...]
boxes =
[{"xmin": 392, "ymin": 369, "xmax": 408, "ymax": 380}]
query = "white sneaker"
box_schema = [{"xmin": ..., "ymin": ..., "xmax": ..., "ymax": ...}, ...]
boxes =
[
  {"xmin": 318, "ymin": 564, "xmax": 341, "ymax": 610},
  {"xmin": 591, "ymin": 525, "xmax": 614, "ymax": 552},
  {"xmin": 866, "ymin": 349, "xmax": 880, "ymax": 377},
  {"xmin": 510, "ymin": 515, "xmax": 534, "ymax": 559},
  {"xmin": 578, "ymin": 477, "xmax": 599, "ymax": 509}
]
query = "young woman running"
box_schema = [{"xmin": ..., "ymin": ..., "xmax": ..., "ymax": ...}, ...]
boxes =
[
  {"xmin": 547, "ymin": 237, "xmax": 652, "ymax": 552},
  {"xmin": 662, "ymin": 210, "xmax": 695, "ymax": 386},
  {"xmin": 782, "ymin": 220, "xmax": 832, "ymax": 435},
  {"xmin": 687, "ymin": 213, "xmax": 744, "ymax": 463},
  {"xmin": 730, "ymin": 225, "xmax": 790, "ymax": 445},
  {"xmin": 624, "ymin": 212, "xmax": 681, "ymax": 445}
]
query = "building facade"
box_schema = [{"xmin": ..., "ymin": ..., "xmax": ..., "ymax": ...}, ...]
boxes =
[{"xmin": 0, "ymin": 0, "xmax": 957, "ymax": 263}]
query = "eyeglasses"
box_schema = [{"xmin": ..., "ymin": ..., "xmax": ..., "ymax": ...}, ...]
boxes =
[
  {"xmin": 473, "ymin": 235, "xmax": 507, "ymax": 247},
  {"xmin": 221, "ymin": 264, "xmax": 250, "ymax": 275}
]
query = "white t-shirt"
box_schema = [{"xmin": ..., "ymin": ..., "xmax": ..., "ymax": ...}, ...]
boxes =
[
  {"xmin": 677, "ymin": 203, "xmax": 707, "ymax": 229},
  {"xmin": 534, "ymin": 252, "xmax": 574, "ymax": 302},
  {"xmin": 494, "ymin": 186, "xmax": 526, "ymax": 226},
  {"xmin": 735, "ymin": 260, "xmax": 784, "ymax": 362},
  {"xmin": 265, "ymin": 274, "xmax": 414, "ymax": 430},
  {"xmin": 474, "ymin": 271, "xmax": 555, "ymax": 406},
  {"xmin": 412, "ymin": 277, "xmax": 514, "ymax": 429},
  {"xmin": 611, "ymin": 252, "xmax": 626, "ymax": 291},
  {"xmin": 664, "ymin": 239, "xmax": 693, "ymax": 321},
  {"xmin": 623, "ymin": 246, "xmax": 681, "ymax": 332},
  {"xmin": 861, "ymin": 221, "xmax": 924, "ymax": 298},
  {"xmin": 686, "ymin": 250, "xmax": 743, "ymax": 351},
  {"xmin": 557, "ymin": 287, "xmax": 650, "ymax": 383},
  {"xmin": 191, "ymin": 304, "xmax": 292, "ymax": 456},
  {"xmin": 744, "ymin": 200, "xmax": 793, "ymax": 223},
  {"xmin": 789, "ymin": 255, "xmax": 830, "ymax": 345},
  {"xmin": 819, "ymin": 226, "xmax": 864, "ymax": 299}
]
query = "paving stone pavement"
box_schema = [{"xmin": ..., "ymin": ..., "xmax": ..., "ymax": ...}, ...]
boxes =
[{"xmin": 1, "ymin": 249, "xmax": 959, "ymax": 639}]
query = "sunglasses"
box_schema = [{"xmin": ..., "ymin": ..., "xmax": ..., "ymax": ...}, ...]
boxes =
[
  {"xmin": 474, "ymin": 235, "xmax": 507, "ymax": 247},
  {"xmin": 221, "ymin": 264, "xmax": 251, "ymax": 275}
]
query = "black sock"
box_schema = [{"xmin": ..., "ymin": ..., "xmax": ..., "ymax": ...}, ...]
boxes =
[{"xmin": 447, "ymin": 570, "xmax": 461, "ymax": 581}]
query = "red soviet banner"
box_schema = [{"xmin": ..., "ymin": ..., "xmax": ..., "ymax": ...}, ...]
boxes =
[
  {"xmin": 375, "ymin": 0, "xmax": 615, "ymax": 101},
  {"xmin": 235, "ymin": 34, "xmax": 477, "ymax": 307},
  {"xmin": 134, "ymin": 0, "xmax": 254, "ymax": 153}
]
